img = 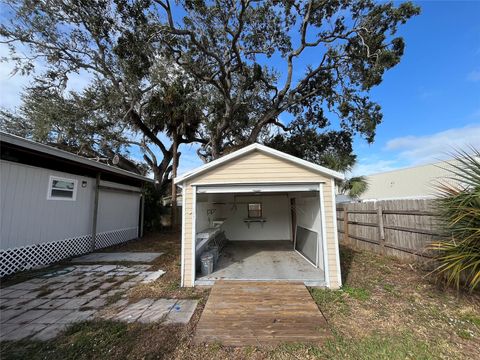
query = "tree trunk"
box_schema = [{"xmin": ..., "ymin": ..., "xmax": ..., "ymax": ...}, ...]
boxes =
[{"xmin": 171, "ymin": 137, "xmax": 178, "ymax": 230}]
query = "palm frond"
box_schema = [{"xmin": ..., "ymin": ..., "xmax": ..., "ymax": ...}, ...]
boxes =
[{"xmin": 429, "ymin": 147, "xmax": 480, "ymax": 291}]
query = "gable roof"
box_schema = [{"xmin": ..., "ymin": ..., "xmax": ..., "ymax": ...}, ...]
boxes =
[{"xmin": 174, "ymin": 143, "xmax": 344, "ymax": 184}]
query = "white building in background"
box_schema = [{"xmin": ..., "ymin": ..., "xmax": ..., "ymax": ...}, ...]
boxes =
[{"xmin": 360, "ymin": 159, "xmax": 460, "ymax": 201}]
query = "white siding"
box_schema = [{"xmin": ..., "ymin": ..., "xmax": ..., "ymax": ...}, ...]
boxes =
[
  {"xmin": 0, "ymin": 160, "xmax": 95, "ymax": 249},
  {"xmin": 97, "ymin": 180, "xmax": 141, "ymax": 233}
]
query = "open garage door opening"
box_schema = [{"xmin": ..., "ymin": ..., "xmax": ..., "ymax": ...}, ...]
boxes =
[{"xmin": 193, "ymin": 185, "xmax": 327, "ymax": 286}]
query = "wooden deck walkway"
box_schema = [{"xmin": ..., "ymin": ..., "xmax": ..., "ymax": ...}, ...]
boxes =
[{"xmin": 194, "ymin": 281, "xmax": 331, "ymax": 346}]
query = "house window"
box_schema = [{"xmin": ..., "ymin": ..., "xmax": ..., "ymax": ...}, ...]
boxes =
[
  {"xmin": 248, "ymin": 203, "xmax": 262, "ymax": 218},
  {"xmin": 47, "ymin": 176, "xmax": 77, "ymax": 201}
]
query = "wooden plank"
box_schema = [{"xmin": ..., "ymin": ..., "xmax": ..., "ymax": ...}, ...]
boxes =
[
  {"xmin": 382, "ymin": 210, "xmax": 435, "ymax": 216},
  {"xmin": 348, "ymin": 220, "xmax": 378, "ymax": 228},
  {"xmin": 194, "ymin": 281, "xmax": 331, "ymax": 346},
  {"xmin": 343, "ymin": 208, "xmax": 349, "ymax": 243},
  {"xmin": 383, "ymin": 224, "xmax": 442, "ymax": 237},
  {"xmin": 377, "ymin": 206, "xmax": 385, "ymax": 255}
]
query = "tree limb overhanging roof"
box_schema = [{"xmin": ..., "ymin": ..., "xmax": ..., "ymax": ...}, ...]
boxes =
[
  {"xmin": 0, "ymin": 131, "xmax": 153, "ymax": 183},
  {"xmin": 174, "ymin": 143, "xmax": 345, "ymax": 184}
]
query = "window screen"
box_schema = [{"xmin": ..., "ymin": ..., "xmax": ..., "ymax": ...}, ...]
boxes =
[
  {"xmin": 247, "ymin": 203, "xmax": 262, "ymax": 218},
  {"xmin": 48, "ymin": 176, "xmax": 77, "ymax": 200},
  {"xmin": 295, "ymin": 226, "xmax": 318, "ymax": 266}
]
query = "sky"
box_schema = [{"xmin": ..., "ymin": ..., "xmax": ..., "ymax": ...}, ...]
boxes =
[{"xmin": 0, "ymin": 0, "xmax": 479, "ymax": 177}]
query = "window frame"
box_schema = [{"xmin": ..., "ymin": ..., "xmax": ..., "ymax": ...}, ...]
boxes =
[
  {"xmin": 247, "ymin": 202, "xmax": 263, "ymax": 219},
  {"xmin": 47, "ymin": 175, "xmax": 78, "ymax": 201}
]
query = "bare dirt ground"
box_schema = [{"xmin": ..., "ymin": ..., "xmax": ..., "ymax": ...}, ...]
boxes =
[{"xmin": 1, "ymin": 232, "xmax": 479, "ymax": 359}]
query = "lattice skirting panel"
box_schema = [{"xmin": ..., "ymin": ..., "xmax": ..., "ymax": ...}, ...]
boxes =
[
  {"xmin": 0, "ymin": 227, "xmax": 138, "ymax": 277},
  {"xmin": 94, "ymin": 227, "xmax": 138, "ymax": 250}
]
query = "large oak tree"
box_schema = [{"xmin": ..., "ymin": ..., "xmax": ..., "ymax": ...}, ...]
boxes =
[
  {"xmin": 1, "ymin": 0, "xmax": 419, "ymax": 187},
  {"xmin": 156, "ymin": 0, "xmax": 419, "ymax": 159}
]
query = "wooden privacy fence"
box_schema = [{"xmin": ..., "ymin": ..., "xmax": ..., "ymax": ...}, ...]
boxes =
[{"xmin": 336, "ymin": 199, "xmax": 444, "ymax": 263}]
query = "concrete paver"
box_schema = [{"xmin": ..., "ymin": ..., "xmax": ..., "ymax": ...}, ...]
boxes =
[
  {"xmin": 38, "ymin": 298, "xmax": 71, "ymax": 310},
  {"xmin": 32, "ymin": 310, "xmax": 73, "ymax": 324},
  {"xmin": 164, "ymin": 300, "xmax": 198, "ymax": 324},
  {"xmin": 0, "ymin": 262, "xmax": 197, "ymax": 341},
  {"xmin": 2, "ymin": 323, "xmax": 47, "ymax": 341},
  {"xmin": 32, "ymin": 323, "xmax": 68, "ymax": 341},
  {"xmin": 58, "ymin": 310, "xmax": 95, "ymax": 324},
  {"xmin": 137, "ymin": 299, "xmax": 176, "ymax": 323},
  {"xmin": 5, "ymin": 310, "xmax": 51, "ymax": 324},
  {"xmin": 141, "ymin": 270, "xmax": 166, "ymax": 283},
  {"xmin": 0, "ymin": 309, "xmax": 25, "ymax": 323}
]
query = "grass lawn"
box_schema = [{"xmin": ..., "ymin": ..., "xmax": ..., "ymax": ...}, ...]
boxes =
[{"xmin": 1, "ymin": 233, "xmax": 479, "ymax": 359}]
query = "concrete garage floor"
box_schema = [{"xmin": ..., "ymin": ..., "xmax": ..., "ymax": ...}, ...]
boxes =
[{"xmin": 196, "ymin": 241, "xmax": 325, "ymax": 286}]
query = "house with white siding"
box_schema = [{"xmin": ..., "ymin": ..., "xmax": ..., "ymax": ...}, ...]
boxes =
[{"xmin": 0, "ymin": 132, "xmax": 152, "ymax": 277}]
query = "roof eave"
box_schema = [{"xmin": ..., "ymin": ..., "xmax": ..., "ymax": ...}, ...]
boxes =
[{"xmin": 0, "ymin": 131, "xmax": 154, "ymax": 183}]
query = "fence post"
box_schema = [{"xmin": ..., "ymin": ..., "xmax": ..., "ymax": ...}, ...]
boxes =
[
  {"xmin": 343, "ymin": 207, "xmax": 349, "ymax": 244},
  {"xmin": 377, "ymin": 205, "xmax": 385, "ymax": 254}
]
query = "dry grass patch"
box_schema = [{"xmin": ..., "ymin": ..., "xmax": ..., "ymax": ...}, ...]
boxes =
[{"xmin": 313, "ymin": 245, "xmax": 480, "ymax": 359}]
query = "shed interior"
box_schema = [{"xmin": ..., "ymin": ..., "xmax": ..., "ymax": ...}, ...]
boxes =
[{"xmin": 194, "ymin": 191, "xmax": 326, "ymax": 286}]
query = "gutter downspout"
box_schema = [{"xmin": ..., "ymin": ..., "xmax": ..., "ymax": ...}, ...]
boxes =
[
  {"xmin": 91, "ymin": 173, "xmax": 101, "ymax": 251},
  {"xmin": 139, "ymin": 186, "xmax": 145, "ymax": 238}
]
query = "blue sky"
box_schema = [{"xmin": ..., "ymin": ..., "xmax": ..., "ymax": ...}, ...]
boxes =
[{"xmin": 1, "ymin": 0, "xmax": 479, "ymax": 176}]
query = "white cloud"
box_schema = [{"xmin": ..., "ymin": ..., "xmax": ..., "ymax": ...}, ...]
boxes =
[
  {"xmin": 467, "ymin": 69, "xmax": 480, "ymax": 82},
  {"xmin": 385, "ymin": 124, "xmax": 480, "ymax": 165},
  {"xmin": 352, "ymin": 124, "xmax": 480, "ymax": 176}
]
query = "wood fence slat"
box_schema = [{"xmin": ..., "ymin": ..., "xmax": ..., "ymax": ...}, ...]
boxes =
[
  {"xmin": 383, "ymin": 225, "xmax": 442, "ymax": 237},
  {"xmin": 337, "ymin": 199, "xmax": 439, "ymax": 263},
  {"xmin": 348, "ymin": 221, "xmax": 378, "ymax": 228}
]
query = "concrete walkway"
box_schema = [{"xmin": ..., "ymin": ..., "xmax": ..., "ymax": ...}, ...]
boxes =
[
  {"xmin": 0, "ymin": 264, "xmax": 196, "ymax": 341},
  {"xmin": 70, "ymin": 252, "xmax": 163, "ymax": 263},
  {"xmin": 194, "ymin": 281, "xmax": 331, "ymax": 346}
]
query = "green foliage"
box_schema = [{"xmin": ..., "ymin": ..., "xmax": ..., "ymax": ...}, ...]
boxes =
[
  {"xmin": 316, "ymin": 332, "xmax": 435, "ymax": 360},
  {"xmin": 272, "ymin": 332, "xmax": 436, "ymax": 359},
  {"xmin": 342, "ymin": 285, "xmax": 371, "ymax": 301},
  {"xmin": 309, "ymin": 287, "xmax": 350, "ymax": 315},
  {"xmin": 0, "ymin": 0, "xmax": 205, "ymax": 190},
  {"xmin": 0, "ymin": 88, "xmax": 145, "ymax": 175},
  {"xmin": 430, "ymin": 148, "xmax": 480, "ymax": 291},
  {"xmin": 0, "ymin": 321, "xmax": 133, "ymax": 360},
  {"xmin": 1, "ymin": 0, "xmax": 420, "ymax": 189},
  {"xmin": 143, "ymin": 182, "xmax": 168, "ymax": 231},
  {"xmin": 340, "ymin": 176, "xmax": 370, "ymax": 199},
  {"xmin": 160, "ymin": 0, "xmax": 420, "ymax": 158},
  {"xmin": 266, "ymin": 128, "xmax": 357, "ymax": 171},
  {"xmin": 459, "ymin": 312, "xmax": 480, "ymax": 327}
]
